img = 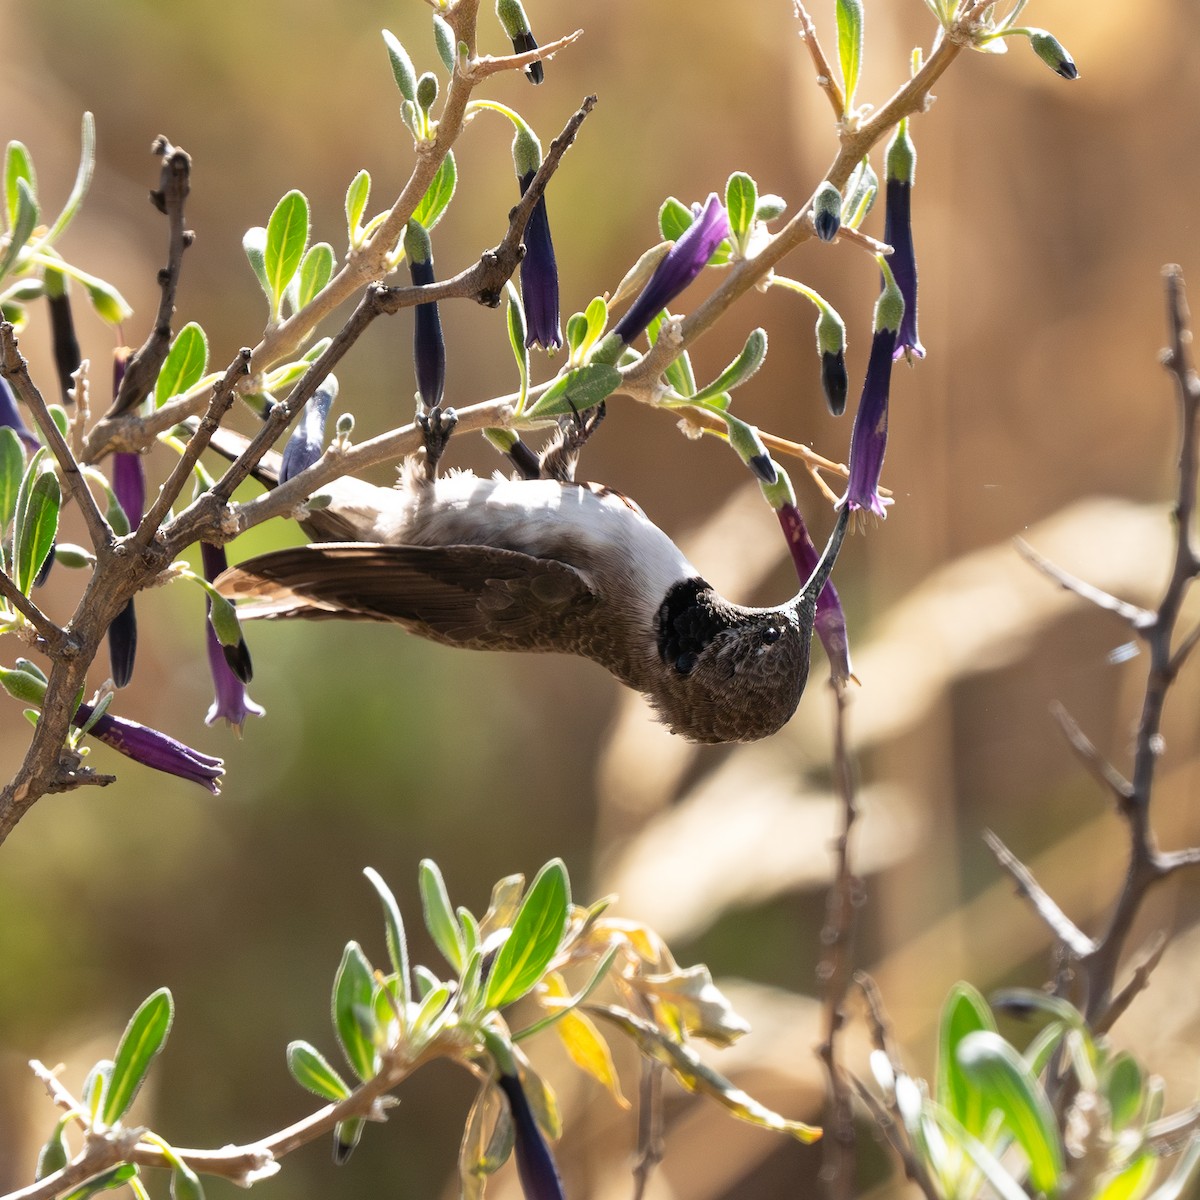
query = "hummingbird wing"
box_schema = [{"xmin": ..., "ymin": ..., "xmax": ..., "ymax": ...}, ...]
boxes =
[{"xmin": 216, "ymin": 542, "xmax": 600, "ymax": 650}]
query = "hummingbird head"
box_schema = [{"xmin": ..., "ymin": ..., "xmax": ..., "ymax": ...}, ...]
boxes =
[
  {"xmin": 655, "ymin": 598, "xmax": 816, "ymax": 743},
  {"xmin": 652, "ymin": 508, "xmax": 848, "ymax": 744}
]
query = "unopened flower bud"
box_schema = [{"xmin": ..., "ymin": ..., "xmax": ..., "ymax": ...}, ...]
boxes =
[
  {"xmin": 1029, "ymin": 29, "xmax": 1078, "ymax": 80},
  {"xmin": 812, "ymin": 182, "xmax": 842, "ymax": 242}
]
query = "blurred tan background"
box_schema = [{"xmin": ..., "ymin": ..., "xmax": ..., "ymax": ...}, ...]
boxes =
[{"xmin": 4, "ymin": 1, "xmax": 1200, "ymax": 1197}]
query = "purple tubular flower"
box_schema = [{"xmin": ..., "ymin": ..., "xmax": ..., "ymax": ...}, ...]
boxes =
[
  {"xmin": 496, "ymin": 1073, "xmax": 565, "ymax": 1200},
  {"xmin": 409, "ymin": 255, "xmax": 446, "ymax": 409},
  {"xmin": 842, "ymin": 324, "xmax": 898, "ymax": 519},
  {"xmin": 518, "ymin": 170, "xmax": 561, "ymax": 351},
  {"xmin": 884, "ymin": 121, "xmax": 924, "ymax": 362},
  {"xmin": 280, "ymin": 376, "xmax": 338, "ymax": 484},
  {"xmin": 0, "ymin": 377, "xmax": 40, "ymax": 452},
  {"xmin": 201, "ymin": 542, "xmax": 264, "ymax": 731},
  {"xmin": 777, "ymin": 503, "xmax": 853, "ymax": 684},
  {"xmin": 613, "ymin": 193, "xmax": 731, "ymax": 346},
  {"xmin": 113, "ymin": 452, "xmax": 145, "ymax": 526},
  {"xmin": 74, "ymin": 702, "xmax": 225, "ymax": 793}
]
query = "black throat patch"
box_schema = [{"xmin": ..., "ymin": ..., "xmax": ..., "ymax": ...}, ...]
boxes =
[{"xmin": 657, "ymin": 578, "xmax": 729, "ymax": 676}]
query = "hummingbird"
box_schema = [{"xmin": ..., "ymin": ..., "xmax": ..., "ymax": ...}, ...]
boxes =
[{"xmin": 213, "ymin": 407, "xmax": 850, "ymax": 744}]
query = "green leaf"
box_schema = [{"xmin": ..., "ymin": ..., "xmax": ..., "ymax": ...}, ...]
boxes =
[
  {"xmin": 15, "ymin": 470, "xmax": 59, "ymax": 596},
  {"xmin": 410, "ymin": 981, "xmax": 452, "ymax": 1042},
  {"xmin": 82, "ymin": 1060, "xmax": 113, "ymax": 1127},
  {"xmin": 332, "ymin": 941, "xmax": 377, "ymax": 1082},
  {"xmin": 420, "ymin": 858, "xmax": 465, "ymax": 971},
  {"xmin": 0, "ymin": 426, "xmax": 27, "ymax": 530},
  {"xmin": 525, "ymin": 364, "xmax": 621, "ymax": 421},
  {"xmin": 103, "ymin": 987, "xmax": 174, "ymax": 1125},
  {"xmin": 296, "ymin": 243, "xmax": 335, "ymax": 310},
  {"xmin": 692, "ymin": 328, "xmax": 767, "ymax": 402},
  {"xmin": 433, "ymin": 14, "xmax": 456, "ymax": 72},
  {"xmin": 243, "ymin": 232, "xmax": 272, "ymax": 312},
  {"xmin": 582, "ymin": 296, "xmax": 608, "ymax": 352},
  {"xmin": 1093, "ymin": 1152, "xmax": 1157, "ymax": 1200},
  {"xmin": 506, "ymin": 285, "xmax": 530, "ymax": 408},
  {"xmin": 363, "ymin": 867, "xmax": 410, "ymax": 1023},
  {"xmin": 345, "ymin": 171, "xmax": 370, "ymax": 245},
  {"xmin": 62, "ymin": 1163, "xmax": 137, "ymax": 1200},
  {"xmin": 4, "ymin": 141, "xmax": 36, "ymax": 230},
  {"xmin": 956, "ymin": 1030, "xmax": 1064, "ymax": 1195},
  {"xmin": 658, "ymin": 196, "xmax": 693, "ymax": 242},
  {"xmin": 154, "ymin": 323, "xmax": 208, "ymax": 407},
  {"xmin": 43, "ymin": 112, "xmax": 96, "ymax": 247},
  {"xmin": 264, "ymin": 191, "xmax": 310, "ymax": 314},
  {"xmin": 0, "ymin": 178, "xmax": 39, "ymax": 283},
  {"xmin": 287, "ymin": 1040, "xmax": 353, "ymax": 1102},
  {"xmin": 835, "ymin": 0, "xmax": 864, "ymax": 112},
  {"xmin": 841, "ymin": 157, "xmax": 878, "ymax": 229},
  {"xmin": 485, "ymin": 859, "xmax": 570, "ymax": 1009},
  {"xmin": 1106, "ymin": 1052, "xmax": 1145, "ymax": 1132},
  {"xmin": 382, "ymin": 29, "xmax": 417, "ymax": 101},
  {"xmin": 411, "ymin": 152, "xmax": 457, "ymax": 232},
  {"xmin": 936, "ymin": 982, "xmax": 996, "ymax": 1137},
  {"xmin": 724, "ymin": 173, "xmax": 757, "ymax": 243}
]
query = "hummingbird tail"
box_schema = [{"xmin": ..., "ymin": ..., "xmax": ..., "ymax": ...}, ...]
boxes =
[{"xmin": 801, "ymin": 505, "xmax": 850, "ymax": 602}]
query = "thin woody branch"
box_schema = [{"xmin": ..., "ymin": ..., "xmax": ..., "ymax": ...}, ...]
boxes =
[
  {"xmin": 467, "ymin": 28, "xmax": 583, "ymax": 82},
  {"xmin": 983, "ymin": 828, "xmax": 1096, "ymax": 958},
  {"xmin": 108, "ymin": 139, "xmax": 192, "ymax": 417},
  {"xmin": 793, "ymin": 2, "xmax": 846, "ymax": 120},
  {"xmin": 1049, "ymin": 701, "xmax": 1133, "ymax": 807},
  {"xmin": 1015, "ymin": 538, "xmax": 1152, "ymax": 629},
  {"xmin": 817, "ymin": 684, "xmax": 861, "ymax": 1200}
]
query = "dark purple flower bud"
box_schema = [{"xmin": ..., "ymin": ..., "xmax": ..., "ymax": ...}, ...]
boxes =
[
  {"xmin": 201, "ymin": 542, "xmax": 264, "ymax": 731},
  {"xmin": 777, "ymin": 503, "xmax": 853, "ymax": 684},
  {"xmin": 406, "ymin": 222, "xmax": 446, "ymax": 409},
  {"xmin": 0, "ymin": 377, "xmax": 40, "ymax": 452},
  {"xmin": 821, "ymin": 350, "xmax": 849, "ymax": 416},
  {"xmin": 518, "ymin": 170, "xmax": 561, "ymax": 351},
  {"xmin": 44, "ymin": 267, "xmax": 81, "ymax": 406},
  {"xmin": 841, "ymin": 262, "xmax": 903, "ymax": 519},
  {"xmin": 613, "ymin": 193, "xmax": 731, "ymax": 346},
  {"xmin": 883, "ymin": 121, "xmax": 924, "ymax": 362},
  {"xmin": 496, "ymin": 1072, "xmax": 565, "ymax": 1200},
  {"xmin": 107, "ymin": 422, "xmax": 146, "ymax": 686},
  {"xmin": 107, "ymin": 601, "xmax": 137, "ymax": 689},
  {"xmin": 74, "ymin": 702, "xmax": 225, "ymax": 793},
  {"xmin": 497, "ymin": 0, "xmax": 543, "ymax": 83},
  {"xmin": 280, "ymin": 376, "xmax": 338, "ymax": 484}
]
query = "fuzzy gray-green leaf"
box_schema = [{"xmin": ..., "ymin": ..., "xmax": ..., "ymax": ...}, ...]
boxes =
[{"xmin": 103, "ymin": 987, "xmax": 174, "ymax": 1125}]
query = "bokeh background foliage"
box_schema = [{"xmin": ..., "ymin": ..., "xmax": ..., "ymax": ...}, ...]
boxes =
[{"xmin": 4, "ymin": 1, "xmax": 1200, "ymax": 1197}]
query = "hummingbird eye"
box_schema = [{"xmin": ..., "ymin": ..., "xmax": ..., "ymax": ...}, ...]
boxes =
[{"xmin": 761, "ymin": 626, "xmax": 781, "ymax": 645}]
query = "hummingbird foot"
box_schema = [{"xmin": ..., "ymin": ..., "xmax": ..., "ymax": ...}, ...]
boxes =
[
  {"xmin": 539, "ymin": 400, "xmax": 607, "ymax": 483},
  {"xmin": 417, "ymin": 405, "xmax": 458, "ymax": 478}
]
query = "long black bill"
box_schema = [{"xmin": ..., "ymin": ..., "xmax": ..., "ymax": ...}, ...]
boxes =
[{"xmin": 800, "ymin": 505, "xmax": 850, "ymax": 603}]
